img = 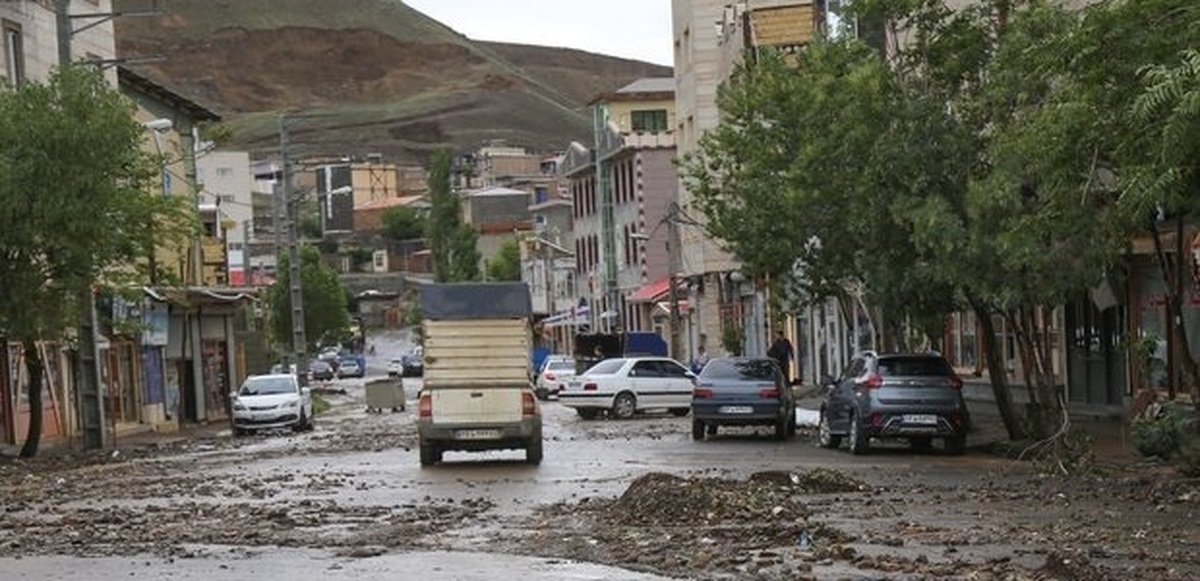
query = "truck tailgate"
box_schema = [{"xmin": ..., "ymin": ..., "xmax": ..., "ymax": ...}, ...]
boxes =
[{"xmin": 431, "ymin": 386, "xmax": 525, "ymax": 424}]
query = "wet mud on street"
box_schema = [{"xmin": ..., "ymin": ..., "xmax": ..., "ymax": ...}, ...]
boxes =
[{"xmin": 2, "ymin": 333, "xmax": 1198, "ymax": 580}]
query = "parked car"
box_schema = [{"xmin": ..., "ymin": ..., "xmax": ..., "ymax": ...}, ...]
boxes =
[
  {"xmin": 691, "ymin": 357, "xmax": 796, "ymax": 441},
  {"xmin": 402, "ymin": 347, "xmax": 424, "ymax": 378},
  {"xmin": 230, "ymin": 373, "xmax": 313, "ymax": 436},
  {"xmin": 337, "ymin": 358, "xmax": 364, "ymax": 379},
  {"xmin": 818, "ymin": 351, "xmax": 969, "ymax": 455},
  {"xmin": 559, "ymin": 357, "xmax": 694, "ymax": 420},
  {"xmin": 534, "ymin": 355, "xmax": 577, "ymax": 400},
  {"xmin": 309, "ymin": 360, "xmax": 335, "ymax": 381},
  {"xmin": 387, "ymin": 358, "xmax": 404, "ymax": 377}
]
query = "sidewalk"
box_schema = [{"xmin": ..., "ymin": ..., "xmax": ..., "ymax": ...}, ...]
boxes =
[{"xmin": 1, "ymin": 421, "xmax": 232, "ymax": 461}]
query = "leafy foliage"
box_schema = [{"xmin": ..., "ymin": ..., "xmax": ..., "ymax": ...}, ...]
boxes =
[
  {"xmin": 1133, "ymin": 402, "xmax": 1195, "ymax": 460},
  {"xmin": 380, "ymin": 205, "xmax": 425, "ymax": 242},
  {"xmin": 426, "ymin": 149, "xmax": 480, "ymax": 282},
  {"xmin": 268, "ymin": 245, "xmax": 351, "ymax": 351},
  {"xmin": 486, "ymin": 238, "xmax": 522, "ymax": 281}
]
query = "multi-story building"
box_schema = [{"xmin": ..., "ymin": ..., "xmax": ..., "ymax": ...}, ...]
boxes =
[
  {"xmin": 197, "ymin": 151, "xmax": 254, "ymax": 285},
  {"xmin": 559, "ymin": 77, "xmax": 680, "ymax": 353},
  {"xmin": 673, "ymin": 0, "xmax": 822, "ymax": 365}
]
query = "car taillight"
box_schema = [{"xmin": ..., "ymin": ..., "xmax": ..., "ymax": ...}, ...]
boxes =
[
  {"xmin": 418, "ymin": 394, "xmax": 432, "ymax": 419},
  {"xmin": 950, "ymin": 374, "xmax": 963, "ymax": 390},
  {"xmin": 522, "ymin": 392, "xmax": 538, "ymax": 417},
  {"xmin": 758, "ymin": 387, "xmax": 780, "ymax": 399},
  {"xmin": 950, "ymin": 410, "xmax": 963, "ymax": 427},
  {"xmin": 693, "ymin": 387, "xmax": 713, "ymax": 399},
  {"xmin": 584, "ymin": 383, "xmax": 598, "ymax": 391},
  {"xmin": 545, "ymin": 373, "xmax": 556, "ymax": 381},
  {"xmin": 869, "ymin": 412, "xmax": 884, "ymax": 426},
  {"xmin": 857, "ymin": 373, "xmax": 883, "ymax": 389}
]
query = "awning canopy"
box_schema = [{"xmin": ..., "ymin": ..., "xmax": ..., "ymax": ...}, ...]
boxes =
[{"xmin": 628, "ymin": 278, "xmax": 676, "ymax": 303}]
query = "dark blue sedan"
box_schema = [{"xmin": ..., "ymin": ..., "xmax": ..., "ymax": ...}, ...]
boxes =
[{"xmin": 691, "ymin": 357, "xmax": 796, "ymax": 441}]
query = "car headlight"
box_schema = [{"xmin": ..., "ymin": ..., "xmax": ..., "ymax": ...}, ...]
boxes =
[
  {"xmin": 283, "ymin": 399, "xmax": 300, "ymax": 408},
  {"xmin": 232, "ymin": 401, "xmax": 247, "ymax": 411}
]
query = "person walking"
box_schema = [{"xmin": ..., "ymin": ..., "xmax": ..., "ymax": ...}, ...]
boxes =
[
  {"xmin": 691, "ymin": 345, "xmax": 710, "ymax": 374},
  {"xmin": 767, "ymin": 330, "xmax": 794, "ymax": 383}
]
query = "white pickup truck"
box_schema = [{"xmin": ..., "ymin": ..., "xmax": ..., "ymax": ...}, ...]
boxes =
[{"xmin": 415, "ymin": 283, "xmax": 542, "ymax": 466}]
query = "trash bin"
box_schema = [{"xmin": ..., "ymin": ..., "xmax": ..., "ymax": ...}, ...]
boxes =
[{"xmin": 365, "ymin": 379, "xmax": 405, "ymax": 413}]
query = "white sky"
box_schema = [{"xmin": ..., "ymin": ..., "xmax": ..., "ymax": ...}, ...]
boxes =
[{"xmin": 403, "ymin": 1, "xmax": 674, "ymax": 66}]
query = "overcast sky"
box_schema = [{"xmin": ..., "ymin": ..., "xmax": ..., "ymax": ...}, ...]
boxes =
[{"xmin": 403, "ymin": 1, "xmax": 675, "ymax": 66}]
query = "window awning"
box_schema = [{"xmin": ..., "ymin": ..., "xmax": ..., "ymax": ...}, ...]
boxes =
[{"xmin": 628, "ymin": 278, "xmax": 676, "ymax": 303}]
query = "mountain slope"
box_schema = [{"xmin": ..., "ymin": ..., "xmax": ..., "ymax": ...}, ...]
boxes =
[{"xmin": 114, "ymin": 0, "xmax": 672, "ymax": 161}]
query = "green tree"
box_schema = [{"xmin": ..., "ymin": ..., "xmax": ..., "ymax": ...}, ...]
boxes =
[
  {"xmin": 486, "ymin": 238, "xmax": 523, "ymax": 281},
  {"xmin": 268, "ymin": 245, "xmax": 351, "ymax": 352},
  {"xmin": 426, "ymin": 149, "xmax": 480, "ymax": 282},
  {"xmin": 381, "ymin": 206, "xmax": 426, "ymax": 241},
  {"xmin": 0, "ymin": 66, "xmax": 191, "ymax": 457}
]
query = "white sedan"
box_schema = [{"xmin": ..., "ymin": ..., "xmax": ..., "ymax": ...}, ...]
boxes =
[
  {"xmin": 229, "ymin": 373, "xmax": 314, "ymax": 436},
  {"xmin": 559, "ymin": 357, "xmax": 695, "ymax": 420}
]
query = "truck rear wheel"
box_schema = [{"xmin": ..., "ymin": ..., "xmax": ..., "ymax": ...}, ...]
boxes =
[
  {"xmin": 419, "ymin": 441, "xmax": 441, "ymax": 466},
  {"xmin": 526, "ymin": 437, "xmax": 543, "ymax": 465}
]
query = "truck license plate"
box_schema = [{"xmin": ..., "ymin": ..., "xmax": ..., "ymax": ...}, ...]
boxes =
[
  {"xmin": 902, "ymin": 414, "xmax": 939, "ymax": 425},
  {"xmin": 718, "ymin": 406, "xmax": 754, "ymax": 414},
  {"xmin": 455, "ymin": 429, "xmax": 501, "ymax": 440}
]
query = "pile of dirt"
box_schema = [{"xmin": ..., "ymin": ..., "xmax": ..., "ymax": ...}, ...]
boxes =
[{"xmin": 606, "ymin": 470, "xmax": 868, "ymax": 528}]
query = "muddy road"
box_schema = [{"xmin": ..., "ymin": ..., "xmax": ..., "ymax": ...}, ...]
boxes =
[{"xmin": 2, "ymin": 349, "xmax": 1199, "ymax": 579}]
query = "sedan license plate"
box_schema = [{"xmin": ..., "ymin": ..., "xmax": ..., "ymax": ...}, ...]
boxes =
[
  {"xmin": 902, "ymin": 414, "xmax": 939, "ymax": 425},
  {"xmin": 455, "ymin": 429, "xmax": 501, "ymax": 440},
  {"xmin": 718, "ymin": 405, "xmax": 755, "ymax": 414}
]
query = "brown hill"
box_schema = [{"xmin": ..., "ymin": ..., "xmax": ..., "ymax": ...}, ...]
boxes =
[{"xmin": 113, "ymin": 0, "xmax": 671, "ymax": 162}]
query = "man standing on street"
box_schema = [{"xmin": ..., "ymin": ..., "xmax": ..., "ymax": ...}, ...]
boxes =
[{"xmin": 768, "ymin": 330, "xmax": 794, "ymax": 383}]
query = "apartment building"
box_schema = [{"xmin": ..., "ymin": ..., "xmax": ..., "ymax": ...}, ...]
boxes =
[{"xmin": 559, "ymin": 77, "xmax": 680, "ymax": 350}]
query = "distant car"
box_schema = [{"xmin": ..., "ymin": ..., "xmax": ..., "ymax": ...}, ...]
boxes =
[
  {"xmin": 691, "ymin": 357, "xmax": 796, "ymax": 441},
  {"xmin": 534, "ymin": 355, "xmax": 576, "ymax": 400},
  {"xmin": 401, "ymin": 347, "xmax": 424, "ymax": 378},
  {"xmin": 387, "ymin": 358, "xmax": 404, "ymax": 377},
  {"xmin": 818, "ymin": 351, "xmax": 969, "ymax": 455},
  {"xmin": 309, "ymin": 360, "xmax": 335, "ymax": 381},
  {"xmin": 337, "ymin": 358, "xmax": 364, "ymax": 379},
  {"xmin": 559, "ymin": 357, "xmax": 694, "ymax": 420},
  {"xmin": 230, "ymin": 373, "xmax": 313, "ymax": 436}
]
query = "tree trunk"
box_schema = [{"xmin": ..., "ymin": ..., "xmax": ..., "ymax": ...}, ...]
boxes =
[
  {"xmin": 18, "ymin": 339, "xmax": 44, "ymax": 459},
  {"xmin": 1008, "ymin": 306, "xmax": 1063, "ymax": 439},
  {"xmin": 971, "ymin": 299, "xmax": 1026, "ymax": 440}
]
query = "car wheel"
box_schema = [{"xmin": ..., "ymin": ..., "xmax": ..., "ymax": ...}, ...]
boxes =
[
  {"xmin": 786, "ymin": 413, "xmax": 797, "ymax": 438},
  {"xmin": 419, "ymin": 441, "xmax": 441, "ymax": 466},
  {"xmin": 233, "ymin": 427, "xmax": 247, "ymax": 437},
  {"xmin": 692, "ymin": 419, "xmax": 706, "ymax": 441},
  {"xmin": 611, "ymin": 392, "xmax": 637, "ymax": 420},
  {"xmin": 706, "ymin": 423, "xmax": 718, "ymax": 436},
  {"xmin": 910, "ymin": 437, "xmax": 932, "ymax": 452},
  {"xmin": 293, "ymin": 410, "xmax": 308, "ymax": 433},
  {"xmin": 774, "ymin": 416, "xmax": 788, "ymax": 440},
  {"xmin": 534, "ymin": 387, "xmax": 548, "ymax": 401},
  {"xmin": 817, "ymin": 409, "xmax": 842, "ymax": 449},
  {"xmin": 670, "ymin": 407, "xmax": 690, "ymax": 417},
  {"xmin": 849, "ymin": 412, "xmax": 870, "ymax": 455},
  {"xmin": 944, "ymin": 435, "xmax": 966, "ymax": 455},
  {"xmin": 526, "ymin": 437, "xmax": 543, "ymax": 465}
]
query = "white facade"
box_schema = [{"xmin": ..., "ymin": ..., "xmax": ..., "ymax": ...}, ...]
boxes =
[{"xmin": 197, "ymin": 151, "xmax": 254, "ymax": 281}]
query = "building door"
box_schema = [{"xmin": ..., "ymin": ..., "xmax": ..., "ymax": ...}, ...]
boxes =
[{"xmin": 1066, "ymin": 300, "xmax": 1127, "ymax": 405}]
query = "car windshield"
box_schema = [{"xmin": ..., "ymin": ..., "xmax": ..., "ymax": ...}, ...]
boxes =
[
  {"xmin": 584, "ymin": 358, "xmax": 626, "ymax": 375},
  {"xmin": 877, "ymin": 356, "xmax": 954, "ymax": 377},
  {"xmin": 240, "ymin": 376, "xmax": 296, "ymax": 396},
  {"xmin": 700, "ymin": 359, "xmax": 779, "ymax": 381},
  {"xmin": 547, "ymin": 361, "xmax": 574, "ymax": 371}
]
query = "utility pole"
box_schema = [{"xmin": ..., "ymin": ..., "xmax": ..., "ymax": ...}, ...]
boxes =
[
  {"xmin": 594, "ymin": 106, "xmax": 619, "ymax": 333},
  {"xmin": 280, "ymin": 115, "xmax": 309, "ymax": 386},
  {"xmin": 57, "ymin": 0, "xmax": 105, "ymax": 450},
  {"xmin": 242, "ymin": 219, "xmax": 252, "ymax": 286},
  {"xmin": 666, "ymin": 203, "xmax": 683, "ymax": 361}
]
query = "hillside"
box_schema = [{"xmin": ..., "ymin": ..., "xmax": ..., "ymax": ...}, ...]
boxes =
[{"xmin": 113, "ymin": 0, "xmax": 672, "ymax": 162}]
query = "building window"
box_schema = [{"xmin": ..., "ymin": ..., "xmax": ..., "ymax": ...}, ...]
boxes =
[
  {"xmin": 631, "ymin": 109, "xmax": 668, "ymax": 133},
  {"xmin": 216, "ymin": 167, "xmax": 234, "ymax": 178},
  {"xmin": 3, "ymin": 20, "xmax": 24, "ymax": 85}
]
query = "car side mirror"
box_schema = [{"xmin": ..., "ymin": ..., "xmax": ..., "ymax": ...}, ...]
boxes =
[
  {"xmin": 686, "ymin": 371, "xmax": 697, "ymax": 379},
  {"xmin": 300, "ymin": 387, "xmax": 311, "ymax": 396},
  {"xmin": 228, "ymin": 390, "xmax": 238, "ymax": 400}
]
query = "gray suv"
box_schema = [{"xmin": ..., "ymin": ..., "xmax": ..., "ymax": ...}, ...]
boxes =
[{"xmin": 818, "ymin": 351, "xmax": 968, "ymax": 455}]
